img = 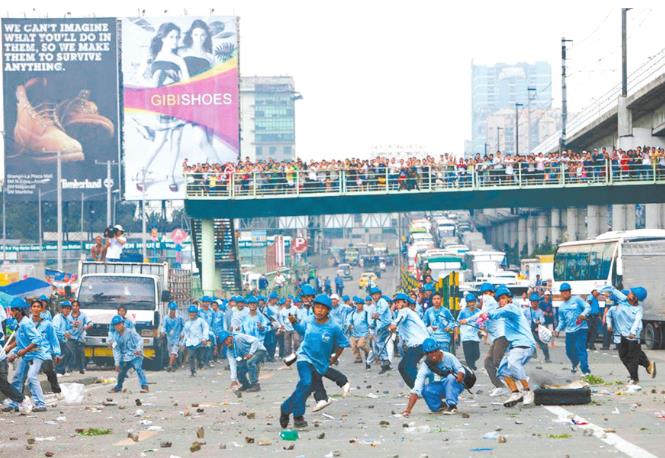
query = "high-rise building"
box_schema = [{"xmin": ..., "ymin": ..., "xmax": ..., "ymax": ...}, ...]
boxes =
[
  {"xmin": 471, "ymin": 62, "xmax": 552, "ymax": 155},
  {"xmin": 240, "ymin": 76, "xmax": 299, "ymax": 162}
]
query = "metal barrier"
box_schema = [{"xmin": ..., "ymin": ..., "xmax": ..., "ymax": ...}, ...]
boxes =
[{"xmin": 185, "ymin": 160, "xmax": 665, "ymax": 199}]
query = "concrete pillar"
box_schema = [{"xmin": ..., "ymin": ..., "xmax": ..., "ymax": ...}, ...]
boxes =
[
  {"xmin": 509, "ymin": 220, "xmax": 518, "ymax": 249},
  {"xmin": 586, "ymin": 205, "xmax": 600, "ymax": 239},
  {"xmin": 517, "ymin": 217, "xmax": 527, "ymax": 256},
  {"xmin": 535, "ymin": 212, "xmax": 547, "ymax": 246},
  {"xmin": 645, "ymin": 204, "xmax": 661, "ymax": 229},
  {"xmin": 550, "ymin": 208, "xmax": 561, "ymax": 245},
  {"xmin": 526, "ymin": 216, "xmax": 536, "ymax": 256},
  {"xmin": 502, "ymin": 222, "xmax": 511, "ymax": 250},
  {"xmin": 598, "ymin": 205, "xmax": 609, "ymax": 234},
  {"xmin": 565, "ymin": 207, "xmax": 578, "ymax": 241},
  {"xmin": 201, "ymin": 219, "xmax": 215, "ymax": 295},
  {"xmin": 577, "ymin": 208, "xmax": 586, "ymax": 240},
  {"xmin": 214, "ymin": 265, "xmax": 223, "ymax": 292},
  {"xmin": 625, "ymin": 204, "xmax": 636, "ymax": 230},
  {"xmin": 612, "ymin": 205, "xmax": 626, "ymax": 231}
]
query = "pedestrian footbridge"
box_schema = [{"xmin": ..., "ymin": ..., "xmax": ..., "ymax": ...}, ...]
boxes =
[{"xmin": 184, "ymin": 162, "xmax": 665, "ymax": 219}]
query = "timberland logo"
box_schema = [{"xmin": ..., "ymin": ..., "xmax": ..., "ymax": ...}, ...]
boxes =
[{"xmin": 60, "ymin": 178, "xmax": 102, "ymax": 189}]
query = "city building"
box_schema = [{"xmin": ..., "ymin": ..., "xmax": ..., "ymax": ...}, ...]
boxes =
[
  {"xmin": 486, "ymin": 107, "xmax": 561, "ymax": 155},
  {"xmin": 240, "ymin": 76, "xmax": 299, "ymax": 162},
  {"xmin": 470, "ymin": 61, "xmax": 552, "ymax": 155}
]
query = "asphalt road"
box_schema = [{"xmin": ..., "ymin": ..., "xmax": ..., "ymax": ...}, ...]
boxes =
[{"xmin": 2, "ymin": 267, "xmax": 664, "ymax": 457}]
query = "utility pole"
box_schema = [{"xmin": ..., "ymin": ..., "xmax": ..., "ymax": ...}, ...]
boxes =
[
  {"xmin": 56, "ymin": 150, "xmax": 63, "ymax": 271},
  {"xmin": 95, "ymin": 160, "xmax": 118, "ymax": 227},
  {"xmin": 1, "ymin": 184, "xmax": 5, "ymax": 264},
  {"xmin": 80, "ymin": 192, "xmax": 85, "ymax": 252},
  {"xmin": 38, "ymin": 189, "xmax": 43, "ymax": 261},
  {"xmin": 560, "ymin": 37, "xmax": 573, "ymax": 151},
  {"xmin": 621, "ymin": 8, "xmax": 630, "ymax": 97},
  {"xmin": 141, "ymin": 168, "xmax": 147, "ymax": 262},
  {"xmin": 527, "ymin": 86, "xmax": 537, "ymax": 152},
  {"xmin": 515, "ymin": 104, "xmax": 519, "ymax": 156}
]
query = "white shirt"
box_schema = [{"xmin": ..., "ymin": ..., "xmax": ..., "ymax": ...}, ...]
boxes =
[{"xmin": 106, "ymin": 236, "xmax": 125, "ymax": 259}]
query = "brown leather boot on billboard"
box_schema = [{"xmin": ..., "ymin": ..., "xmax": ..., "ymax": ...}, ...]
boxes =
[
  {"xmin": 56, "ymin": 89, "xmax": 115, "ymax": 139},
  {"xmin": 12, "ymin": 77, "xmax": 84, "ymax": 163}
]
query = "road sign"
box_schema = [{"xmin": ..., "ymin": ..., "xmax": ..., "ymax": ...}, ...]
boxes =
[
  {"xmin": 103, "ymin": 178, "xmax": 114, "ymax": 189},
  {"xmin": 293, "ymin": 237, "xmax": 308, "ymax": 254}
]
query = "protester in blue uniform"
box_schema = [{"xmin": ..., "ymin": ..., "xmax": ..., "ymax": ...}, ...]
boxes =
[
  {"xmin": 160, "ymin": 302, "xmax": 184, "ymax": 372},
  {"xmin": 280, "ymin": 294, "xmax": 350, "ymax": 429},
  {"xmin": 180, "ymin": 305, "xmax": 210, "ymax": 377},
  {"xmin": 0, "ymin": 324, "xmax": 29, "ymax": 413},
  {"xmin": 389, "ymin": 292, "xmax": 429, "ymax": 388},
  {"xmin": 401, "ymin": 338, "xmax": 470, "ymax": 416},
  {"xmin": 108, "ymin": 305, "xmax": 135, "ymax": 343},
  {"xmin": 335, "ymin": 275, "xmax": 344, "ymax": 296},
  {"xmin": 422, "ymin": 292, "xmax": 456, "ymax": 352},
  {"xmin": 367, "ymin": 287, "xmax": 392, "ymax": 373},
  {"xmin": 586, "ymin": 289, "xmax": 602, "ymax": 350},
  {"xmin": 601, "ymin": 286, "xmax": 656, "ymax": 383},
  {"xmin": 109, "ymin": 316, "xmax": 148, "ymax": 393},
  {"xmin": 261, "ymin": 294, "xmax": 279, "ymax": 361},
  {"xmin": 479, "ymin": 283, "xmax": 509, "ymax": 396},
  {"xmin": 210, "ymin": 300, "xmax": 227, "ymax": 362},
  {"xmin": 219, "ymin": 330, "xmax": 266, "ymax": 392},
  {"xmin": 346, "ymin": 296, "xmax": 371, "ymax": 367},
  {"xmin": 524, "ymin": 292, "xmax": 551, "ymax": 362},
  {"xmin": 66, "ymin": 300, "xmax": 92, "ymax": 374},
  {"xmin": 5, "ymin": 301, "xmax": 48, "ymax": 412},
  {"xmin": 481, "ymin": 286, "xmax": 537, "ymax": 407},
  {"xmin": 241, "ymin": 296, "xmax": 271, "ymax": 343},
  {"xmin": 52, "ymin": 301, "xmax": 72, "ymax": 375},
  {"xmin": 458, "ymin": 293, "xmax": 482, "ymax": 370},
  {"xmin": 278, "ymin": 298, "xmax": 299, "ymax": 356},
  {"xmin": 29, "ymin": 300, "xmax": 61, "ymax": 397},
  {"xmin": 555, "ymin": 282, "xmax": 592, "ymax": 375},
  {"xmin": 198, "ymin": 297, "xmax": 215, "ymax": 367}
]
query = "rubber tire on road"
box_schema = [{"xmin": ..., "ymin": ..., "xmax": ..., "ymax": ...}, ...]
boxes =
[{"xmin": 534, "ymin": 387, "xmax": 591, "ymax": 406}]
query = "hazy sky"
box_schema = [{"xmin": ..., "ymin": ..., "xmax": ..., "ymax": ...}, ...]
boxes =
[{"xmin": 3, "ymin": 0, "xmax": 665, "ymax": 160}]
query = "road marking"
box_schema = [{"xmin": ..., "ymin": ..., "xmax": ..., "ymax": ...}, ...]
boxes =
[{"xmin": 543, "ymin": 406, "xmax": 658, "ymax": 458}]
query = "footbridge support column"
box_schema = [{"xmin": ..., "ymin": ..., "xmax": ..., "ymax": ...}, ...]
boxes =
[{"xmin": 201, "ymin": 219, "xmax": 216, "ymax": 295}]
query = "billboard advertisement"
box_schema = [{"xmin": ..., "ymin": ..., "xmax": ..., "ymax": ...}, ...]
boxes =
[
  {"xmin": 122, "ymin": 16, "xmax": 239, "ymax": 201},
  {"xmin": 1, "ymin": 18, "xmax": 120, "ymax": 200}
]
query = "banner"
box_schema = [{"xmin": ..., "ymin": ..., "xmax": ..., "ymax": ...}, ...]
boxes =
[
  {"xmin": 1, "ymin": 18, "xmax": 121, "ymax": 200},
  {"xmin": 122, "ymin": 16, "xmax": 239, "ymax": 200}
]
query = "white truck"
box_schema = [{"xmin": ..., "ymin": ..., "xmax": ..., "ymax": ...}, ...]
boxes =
[
  {"xmin": 553, "ymin": 229, "xmax": 665, "ymax": 349},
  {"xmin": 76, "ymin": 261, "xmax": 191, "ymax": 370}
]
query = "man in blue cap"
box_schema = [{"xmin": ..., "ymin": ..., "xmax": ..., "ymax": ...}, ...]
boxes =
[
  {"xmin": 198, "ymin": 297, "xmax": 215, "ymax": 367},
  {"xmin": 367, "ymin": 287, "xmax": 392, "ymax": 374},
  {"xmin": 52, "ymin": 301, "xmax": 73, "ymax": 375},
  {"xmin": 160, "ymin": 302, "xmax": 184, "ymax": 372},
  {"xmin": 458, "ymin": 293, "xmax": 482, "ymax": 370},
  {"xmin": 524, "ymin": 292, "xmax": 551, "ymax": 363},
  {"xmin": 240, "ymin": 296, "xmax": 271, "ymax": 344},
  {"xmin": 481, "ymin": 286, "xmax": 536, "ymax": 408},
  {"xmin": 262, "ymin": 293, "xmax": 280, "ymax": 361},
  {"xmin": 180, "ymin": 305, "xmax": 209, "ymax": 377},
  {"xmin": 421, "ymin": 283, "xmax": 434, "ymax": 311},
  {"xmin": 401, "ymin": 338, "xmax": 469, "ymax": 416},
  {"xmin": 280, "ymin": 294, "xmax": 349, "ymax": 429},
  {"xmin": 109, "ymin": 315, "xmax": 148, "ymax": 393},
  {"xmin": 389, "ymin": 292, "xmax": 429, "ymax": 388},
  {"xmin": 479, "ymin": 282, "xmax": 509, "ymax": 397},
  {"xmin": 601, "ymin": 286, "xmax": 656, "ymax": 383},
  {"xmin": 218, "ymin": 330, "xmax": 267, "ymax": 392},
  {"xmin": 585, "ymin": 289, "xmax": 603, "ymax": 350},
  {"xmin": 346, "ymin": 296, "xmax": 371, "ymax": 367},
  {"xmin": 423, "ymin": 292, "xmax": 456, "ymax": 352},
  {"xmin": 28, "ymin": 299, "xmax": 61, "ymax": 397},
  {"xmin": 554, "ymin": 282, "xmax": 591, "ymax": 375}
]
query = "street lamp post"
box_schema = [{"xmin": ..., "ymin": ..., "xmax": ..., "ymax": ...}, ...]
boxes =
[
  {"xmin": 56, "ymin": 150, "xmax": 63, "ymax": 271},
  {"xmin": 515, "ymin": 103, "xmax": 524, "ymax": 155},
  {"xmin": 496, "ymin": 127, "xmax": 503, "ymax": 153}
]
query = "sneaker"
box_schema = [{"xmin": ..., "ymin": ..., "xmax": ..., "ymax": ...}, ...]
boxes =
[
  {"xmin": 190, "ymin": 372, "xmax": 196, "ymax": 377},
  {"xmin": 341, "ymin": 382, "xmax": 351, "ymax": 398},
  {"xmin": 245, "ymin": 384, "xmax": 261, "ymax": 393},
  {"xmin": 365, "ymin": 363, "xmax": 371, "ymax": 370},
  {"xmin": 32, "ymin": 406, "xmax": 48, "ymax": 413},
  {"xmin": 19, "ymin": 398, "xmax": 33, "ymax": 414},
  {"xmin": 379, "ymin": 365, "xmax": 392, "ymax": 374},
  {"xmin": 238, "ymin": 384, "xmax": 250, "ymax": 392},
  {"xmin": 571, "ymin": 367, "xmax": 578, "ymax": 374},
  {"xmin": 503, "ymin": 392, "xmax": 523, "ymax": 408},
  {"xmin": 582, "ymin": 371, "xmax": 591, "ymax": 376},
  {"xmin": 293, "ymin": 416, "xmax": 308, "ymax": 429},
  {"xmin": 2, "ymin": 406, "xmax": 18, "ymax": 413},
  {"xmin": 279, "ymin": 411, "xmax": 290, "ymax": 429},
  {"xmin": 647, "ymin": 361, "xmax": 656, "ymax": 378},
  {"xmin": 522, "ymin": 390, "xmax": 535, "ymax": 406},
  {"xmin": 442, "ymin": 405, "xmax": 458, "ymax": 415},
  {"xmin": 312, "ymin": 399, "xmax": 332, "ymax": 412},
  {"xmin": 79, "ymin": 370, "xmax": 85, "ymax": 375},
  {"xmin": 628, "ymin": 379, "xmax": 639, "ymax": 385},
  {"xmin": 489, "ymin": 387, "xmax": 508, "ymax": 397}
]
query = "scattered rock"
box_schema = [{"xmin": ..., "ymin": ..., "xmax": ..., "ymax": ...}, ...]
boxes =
[
  {"xmin": 196, "ymin": 427, "xmax": 205, "ymax": 439},
  {"xmin": 26, "ymin": 446, "xmax": 33, "ymax": 451},
  {"xmin": 245, "ymin": 437, "xmax": 255, "ymax": 444},
  {"xmin": 219, "ymin": 444, "xmax": 227, "ymax": 450},
  {"xmin": 461, "ymin": 412, "xmax": 470, "ymax": 419},
  {"xmin": 27, "ymin": 438, "xmax": 36, "ymax": 445},
  {"xmin": 368, "ymin": 405, "xmax": 375, "ymax": 409},
  {"xmin": 604, "ymin": 428, "xmax": 617, "ymax": 433},
  {"xmin": 128, "ymin": 432, "xmax": 139, "ymax": 442},
  {"xmin": 317, "ymin": 432, "xmax": 326, "ymax": 439},
  {"xmin": 379, "ymin": 420, "xmax": 390, "ymax": 427},
  {"xmin": 45, "ymin": 452, "xmax": 55, "ymax": 457},
  {"xmin": 160, "ymin": 441, "xmax": 172, "ymax": 448},
  {"xmin": 192, "ymin": 403, "xmax": 199, "ymax": 407},
  {"xmin": 135, "ymin": 399, "xmax": 142, "ymax": 406},
  {"xmin": 283, "ymin": 444, "xmax": 295, "ymax": 450},
  {"xmin": 366, "ymin": 385, "xmax": 372, "ymax": 389},
  {"xmin": 134, "ymin": 409, "xmax": 144, "ymax": 417},
  {"xmin": 9, "ymin": 437, "xmax": 18, "ymax": 441},
  {"xmin": 190, "ymin": 441, "xmax": 201, "ymax": 452},
  {"xmin": 583, "ymin": 430, "xmax": 594, "ymax": 437},
  {"xmin": 349, "ymin": 439, "xmax": 357, "ymax": 444},
  {"xmin": 497, "ymin": 435, "xmax": 507, "ymax": 443},
  {"xmin": 196, "ymin": 408, "xmax": 205, "ymax": 413},
  {"xmin": 247, "ymin": 412, "xmax": 256, "ymax": 419},
  {"xmin": 257, "ymin": 439, "xmax": 272, "ymax": 446},
  {"xmin": 332, "ymin": 451, "xmax": 342, "ymax": 457}
]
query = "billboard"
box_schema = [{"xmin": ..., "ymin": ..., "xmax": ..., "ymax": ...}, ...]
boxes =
[
  {"xmin": 1, "ymin": 18, "xmax": 121, "ymax": 200},
  {"xmin": 122, "ymin": 16, "xmax": 239, "ymax": 200}
]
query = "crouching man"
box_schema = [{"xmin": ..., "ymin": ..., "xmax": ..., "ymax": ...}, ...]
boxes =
[
  {"xmin": 109, "ymin": 315, "xmax": 149, "ymax": 394},
  {"xmin": 218, "ymin": 330, "xmax": 267, "ymax": 392},
  {"xmin": 401, "ymin": 338, "xmax": 474, "ymax": 416}
]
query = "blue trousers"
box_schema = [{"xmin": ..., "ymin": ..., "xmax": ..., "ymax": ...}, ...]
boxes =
[
  {"xmin": 565, "ymin": 329, "xmax": 589, "ymax": 373},
  {"xmin": 421, "ymin": 374, "xmax": 464, "ymax": 411},
  {"xmin": 115, "ymin": 357, "xmax": 148, "ymax": 390},
  {"xmin": 237, "ymin": 350, "xmax": 266, "ymax": 387},
  {"xmin": 264, "ymin": 330, "xmax": 277, "ymax": 361},
  {"xmin": 398, "ymin": 344, "xmax": 424, "ymax": 388},
  {"xmin": 55, "ymin": 339, "xmax": 72, "ymax": 374},
  {"xmin": 11, "ymin": 358, "xmax": 45, "ymax": 408},
  {"xmin": 281, "ymin": 361, "xmax": 321, "ymax": 417}
]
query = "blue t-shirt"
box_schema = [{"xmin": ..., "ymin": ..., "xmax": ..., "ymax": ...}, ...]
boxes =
[{"xmin": 295, "ymin": 319, "xmax": 349, "ymax": 375}]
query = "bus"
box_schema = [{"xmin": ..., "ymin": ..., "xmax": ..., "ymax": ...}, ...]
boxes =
[{"xmin": 553, "ymin": 229, "xmax": 665, "ymax": 349}]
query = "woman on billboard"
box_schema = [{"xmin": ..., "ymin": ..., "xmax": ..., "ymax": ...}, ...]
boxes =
[{"xmin": 135, "ymin": 22, "xmax": 189, "ymax": 192}]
